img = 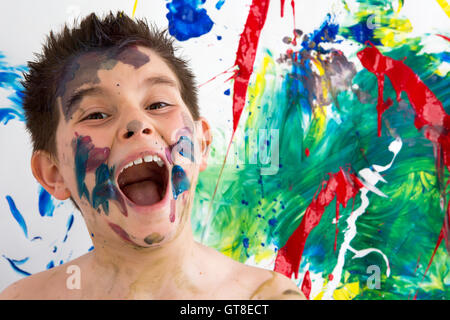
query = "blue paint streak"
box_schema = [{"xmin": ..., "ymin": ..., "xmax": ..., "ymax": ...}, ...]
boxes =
[
  {"xmin": 2, "ymin": 255, "xmax": 31, "ymax": 276},
  {"xmin": 347, "ymin": 18, "xmax": 382, "ymax": 45},
  {"xmin": 166, "ymin": 0, "xmax": 214, "ymax": 41},
  {"xmin": 38, "ymin": 186, "xmax": 55, "ymax": 217},
  {"xmin": 301, "ymin": 14, "xmax": 340, "ymax": 53},
  {"xmin": 67, "ymin": 214, "xmax": 74, "ymax": 231},
  {"xmin": 63, "ymin": 214, "xmax": 74, "ymax": 242},
  {"xmin": 224, "ymin": 88, "xmax": 230, "ymax": 95},
  {"xmin": 177, "ymin": 136, "xmax": 195, "ymax": 162},
  {"xmin": 268, "ymin": 218, "xmax": 277, "ymax": 227},
  {"xmin": 46, "ymin": 260, "xmax": 55, "ymax": 269},
  {"xmin": 215, "ymin": 0, "xmax": 225, "ymax": 10},
  {"xmin": 0, "ymin": 52, "xmax": 26, "ymax": 124},
  {"xmin": 88, "ymin": 245, "xmax": 94, "ymax": 252},
  {"xmin": 74, "ymin": 136, "xmax": 91, "ymax": 203},
  {"xmin": 5, "ymin": 195, "xmax": 28, "ymax": 238},
  {"xmin": 243, "ymin": 237, "xmax": 249, "ymax": 248},
  {"xmin": 92, "ymin": 164, "xmax": 121, "ymax": 215},
  {"xmin": 171, "ymin": 165, "xmax": 190, "ymax": 199}
]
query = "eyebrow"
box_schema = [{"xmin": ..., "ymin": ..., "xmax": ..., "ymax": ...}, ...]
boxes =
[
  {"xmin": 66, "ymin": 86, "xmax": 106, "ymax": 118},
  {"xmin": 65, "ymin": 76, "xmax": 178, "ymax": 119},
  {"xmin": 143, "ymin": 76, "xmax": 178, "ymax": 89}
]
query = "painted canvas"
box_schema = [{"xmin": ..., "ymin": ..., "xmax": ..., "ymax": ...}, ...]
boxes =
[{"xmin": 0, "ymin": 0, "xmax": 448, "ymax": 300}]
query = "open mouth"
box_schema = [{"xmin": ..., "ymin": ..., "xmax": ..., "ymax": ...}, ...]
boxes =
[{"xmin": 117, "ymin": 155, "xmax": 169, "ymax": 207}]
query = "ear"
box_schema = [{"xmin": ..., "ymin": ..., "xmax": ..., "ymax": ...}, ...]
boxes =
[
  {"xmin": 197, "ymin": 117, "xmax": 212, "ymax": 172},
  {"xmin": 31, "ymin": 151, "xmax": 71, "ymax": 200}
]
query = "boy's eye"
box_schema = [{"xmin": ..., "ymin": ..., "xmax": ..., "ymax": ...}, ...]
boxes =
[
  {"xmin": 82, "ymin": 112, "xmax": 109, "ymax": 121},
  {"xmin": 147, "ymin": 102, "xmax": 170, "ymax": 110}
]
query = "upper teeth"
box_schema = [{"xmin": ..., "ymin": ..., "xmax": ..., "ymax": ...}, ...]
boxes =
[{"xmin": 120, "ymin": 155, "xmax": 164, "ymax": 173}]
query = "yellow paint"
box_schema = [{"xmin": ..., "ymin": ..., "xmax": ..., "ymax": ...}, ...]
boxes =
[
  {"xmin": 132, "ymin": 0, "xmax": 138, "ymax": 19},
  {"xmin": 332, "ymin": 281, "xmax": 360, "ymax": 300},
  {"xmin": 246, "ymin": 55, "xmax": 274, "ymax": 129},
  {"xmin": 309, "ymin": 104, "xmax": 327, "ymax": 142},
  {"xmin": 396, "ymin": 0, "xmax": 403, "ymax": 14},
  {"xmin": 419, "ymin": 171, "xmax": 436, "ymax": 191},
  {"xmin": 436, "ymin": 0, "xmax": 450, "ymax": 18},
  {"xmin": 254, "ymin": 248, "xmax": 275, "ymax": 264}
]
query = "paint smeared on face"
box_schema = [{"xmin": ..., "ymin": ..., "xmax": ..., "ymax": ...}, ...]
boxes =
[
  {"xmin": 126, "ymin": 120, "xmax": 144, "ymax": 134},
  {"xmin": 108, "ymin": 222, "xmax": 138, "ymax": 245},
  {"xmin": 170, "ymin": 199, "xmax": 176, "ymax": 223},
  {"xmin": 92, "ymin": 163, "xmax": 127, "ymax": 216},
  {"xmin": 166, "ymin": 134, "xmax": 196, "ymax": 165},
  {"xmin": 171, "ymin": 165, "xmax": 190, "ymax": 200},
  {"xmin": 57, "ymin": 46, "xmax": 150, "ymax": 121},
  {"xmin": 72, "ymin": 134, "xmax": 127, "ymax": 216},
  {"xmin": 143, "ymin": 232, "xmax": 165, "ymax": 245}
]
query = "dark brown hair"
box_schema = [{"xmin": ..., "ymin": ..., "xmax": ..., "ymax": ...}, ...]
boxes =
[{"xmin": 21, "ymin": 11, "xmax": 199, "ymax": 159}]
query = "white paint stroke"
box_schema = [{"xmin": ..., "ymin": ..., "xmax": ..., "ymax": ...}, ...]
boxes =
[{"xmin": 322, "ymin": 137, "xmax": 402, "ymax": 300}]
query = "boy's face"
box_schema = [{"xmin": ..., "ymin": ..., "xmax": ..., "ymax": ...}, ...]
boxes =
[{"xmin": 39, "ymin": 45, "xmax": 210, "ymax": 248}]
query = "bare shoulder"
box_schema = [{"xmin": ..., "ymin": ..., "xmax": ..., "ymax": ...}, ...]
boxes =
[
  {"xmin": 249, "ymin": 270, "xmax": 306, "ymax": 300},
  {"xmin": 0, "ymin": 255, "xmax": 87, "ymax": 300},
  {"xmin": 0, "ymin": 267, "xmax": 60, "ymax": 300}
]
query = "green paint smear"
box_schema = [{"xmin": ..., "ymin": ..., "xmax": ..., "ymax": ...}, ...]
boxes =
[{"xmin": 192, "ymin": 0, "xmax": 449, "ymax": 300}]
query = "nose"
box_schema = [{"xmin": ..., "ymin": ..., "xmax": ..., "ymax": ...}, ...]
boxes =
[{"xmin": 120, "ymin": 119, "xmax": 153, "ymax": 140}]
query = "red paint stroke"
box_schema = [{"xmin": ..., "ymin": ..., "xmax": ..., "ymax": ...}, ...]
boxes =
[
  {"xmin": 357, "ymin": 42, "xmax": 450, "ymax": 296},
  {"xmin": 197, "ymin": 65, "xmax": 236, "ymax": 88},
  {"xmin": 280, "ymin": 0, "xmax": 298, "ymax": 45},
  {"xmin": 357, "ymin": 42, "xmax": 449, "ymax": 136},
  {"xmin": 108, "ymin": 222, "xmax": 137, "ymax": 245},
  {"xmin": 232, "ymin": 0, "xmax": 270, "ymax": 132},
  {"xmin": 301, "ymin": 270, "xmax": 311, "ymax": 299},
  {"xmin": 305, "ymin": 148, "xmax": 310, "ymax": 157},
  {"xmin": 436, "ymin": 34, "xmax": 450, "ymax": 42},
  {"xmin": 291, "ymin": 0, "xmax": 297, "ymax": 46},
  {"xmin": 170, "ymin": 199, "xmax": 176, "ymax": 223},
  {"xmin": 274, "ymin": 168, "xmax": 363, "ymax": 278}
]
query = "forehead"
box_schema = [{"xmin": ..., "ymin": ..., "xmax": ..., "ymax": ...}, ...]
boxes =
[{"xmin": 56, "ymin": 46, "xmax": 180, "ymax": 120}]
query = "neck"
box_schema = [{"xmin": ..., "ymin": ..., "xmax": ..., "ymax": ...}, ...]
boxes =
[{"xmin": 87, "ymin": 217, "xmax": 202, "ymax": 298}]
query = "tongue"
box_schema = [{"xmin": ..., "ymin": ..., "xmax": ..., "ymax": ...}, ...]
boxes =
[{"xmin": 122, "ymin": 180, "xmax": 161, "ymax": 206}]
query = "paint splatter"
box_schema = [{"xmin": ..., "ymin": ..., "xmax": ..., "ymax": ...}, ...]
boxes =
[
  {"xmin": 357, "ymin": 42, "xmax": 450, "ymax": 292},
  {"xmin": 38, "ymin": 186, "xmax": 55, "ymax": 217},
  {"xmin": 0, "ymin": 52, "xmax": 26, "ymax": 124},
  {"xmin": 166, "ymin": 0, "xmax": 214, "ymax": 41},
  {"xmin": 2, "ymin": 256, "xmax": 31, "ymax": 276},
  {"xmin": 231, "ymin": 0, "xmax": 270, "ymax": 132},
  {"xmin": 301, "ymin": 270, "xmax": 311, "ymax": 299},
  {"xmin": 62, "ymin": 214, "xmax": 74, "ymax": 242},
  {"xmin": 5, "ymin": 195, "xmax": 28, "ymax": 238},
  {"xmin": 274, "ymin": 169, "xmax": 363, "ymax": 278},
  {"xmin": 215, "ymin": 0, "xmax": 225, "ymax": 10}
]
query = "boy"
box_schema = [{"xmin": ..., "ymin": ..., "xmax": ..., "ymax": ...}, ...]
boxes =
[{"xmin": 0, "ymin": 12, "xmax": 304, "ymax": 300}]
